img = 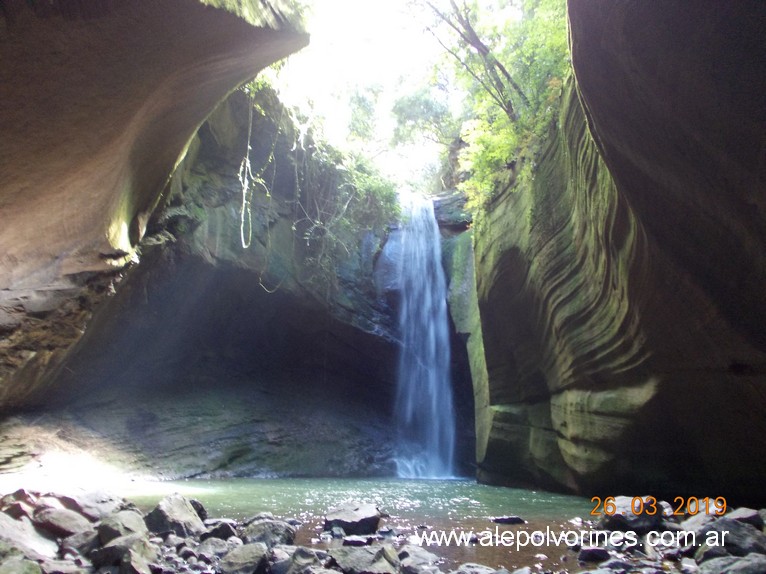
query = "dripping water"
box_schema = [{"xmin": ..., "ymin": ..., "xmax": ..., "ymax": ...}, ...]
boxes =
[{"xmin": 394, "ymin": 194, "xmax": 456, "ymax": 478}]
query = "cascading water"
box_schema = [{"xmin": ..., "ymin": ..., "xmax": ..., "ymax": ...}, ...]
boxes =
[{"xmin": 394, "ymin": 193, "xmax": 456, "ymax": 478}]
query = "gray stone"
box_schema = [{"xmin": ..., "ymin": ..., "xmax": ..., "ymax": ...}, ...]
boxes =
[
  {"xmin": 330, "ymin": 545, "xmax": 399, "ymax": 574},
  {"xmin": 343, "ymin": 535, "xmax": 373, "ymax": 546},
  {"xmin": 56, "ymin": 492, "xmax": 126, "ymax": 522},
  {"xmin": 699, "ymin": 518, "xmax": 766, "ymax": 557},
  {"xmin": 90, "ymin": 533, "xmax": 159, "ymax": 568},
  {"xmin": 201, "ymin": 521, "xmax": 237, "ymax": 541},
  {"xmin": 144, "ymin": 495, "xmax": 205, "ymax": 537},
  {"xmin": 62, "ymin": 529, "xmax": 100, "ymax": 556},
  {"xmin": 596, "ymin": 496, "xmax": 663, "ymax": 534},
  {"xmin": 38, "ymin": 558, "xmax": 91, "ymax": 573},
  {"xmin": 0, "ymin": 555, "xmax": 42, "ymax": 574},
  {"xmin": 33, "ymin": 508, "xmax": 93, "ymax": 538},
  {"xmin": 219, "ymin": 542, "xmax": 269, "ymax": 574},
  {"xmin": 324, "ymin": 503, "xmax": 381, "ymax": 536},
  {"xmin": 119, "ymin": 548, "xmax": 152, "ymax": 574},
  {"xmin": 681, "ymin": 512, "xmax": 718, "ymax": 533},
  {"xmin": 490, "ymin": 516, "xmax": 525, "ymax": 525},
  {"xmin": 197, "ymin": 537, "xmax": 230, "ymax": 557},
  {"xmin": 699, "ymin": 553, "xmax": 766, "ymax": 574},
  {"xmin": 99, "ymin": 510, "xmax": 149, "ymax": 545},
  {"xmin": 448, "ymin": 564, "xmax": 495, "ymax": 574},
  {"xmin": 577, "ymin": 546, "xmax": 610, "ymax": 563},
  {"xmin": 0, "ymin": 513, "xmax": 58, "ymax": 560},
  {"xmin": 727, "ymin": 508, "xmax": 765, "ymax": 530},
  {"xmin": 398, "ymin": 545, "xmax": 440, "ymax": 574},
  {"xmin": 239, "ymin": 520, "xmax": 296, "ymax": 547}
]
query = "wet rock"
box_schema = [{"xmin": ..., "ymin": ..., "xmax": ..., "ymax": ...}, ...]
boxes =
[
  {"xmin": 56, "ymin": 492, "xmax": 125, "ymax": 522},
  {"xmin": 275, "ymin": 546, "xmax": 332, "ymax": 574},
  {"xmin": 331, "ymin": 527, "xmax": 346, "ymax": 539},
  {"xmin": 698, "ymin": 518, "xmax": 766, "ymax": 558},
  {"xmin": 681, "ymin": 512, "xmax": 718, "ymax": 534},
  {"xmin": 330, "ymin": 545, "xmax": 399, "ymax": 574},
  {"xmin": 0, "ymin": 512, "xmax": 58, "ymax": 559},
  {"xmin": 726, "ymin": 508, "xmax": 765, "ymax": 530},
  {"xmin": 324, "ymin": 503, "xmax": 381, "ymax": 535},
  {"xmin": 448, "ymin": 564, "xmax": 495, "ymax": 574},
  {"xmin": 62, "ymin": 529, "xmax": 100, "ymax": 557},
  {"xmin": 596, "ymin": 497, "xmax": 663, "ymax": 534},
  {"xmin": 33, "ymin": 508, "xmax": 93, "ymax": 538},
  {"xmin": 398, "ymin": 545, "xmax": 440, "ymax": 574},
  {"xmin": 3, "ymin": 501, "xmax": 35, "ymax": 520},
  {"xmin": 577, "ymin": 546, "xmax": 610, "ymax": 563},
  {"xmin": 219, "ymin": 542, "xmax": 268, "ymax": 574},
  {"xmin": 90, "ymin": 533, "xmax": 159, "ymax": 568},
  {"xmin": 99, "ymin": 510, "xmax": 149, "ymax": 545},
  {"xmin": 490, "ymin": 516, "xmax": 525, "ymax": 525},
  {"xmin": 0, "ymin": 554, "xmax": 42, "ymax": 574},
  {"xmin": 197, "ymin": 537, "xmax": 230, "ymax": 558},
  {"xmin": 342, "ymin": 535, "xmax": 373, "ymax": 547},
  {"xmin": 164, "ymin": 534, "xmax": 185, "ymax": 548},
  {"xmin": 145, "ymin": 495, "xmax": 205, "ymax": 537},
  {"xmin": 38, "ymin": 557, "xmax": 91, "ymax": 573},
  {"xmin": 189, "ymin": 500, "xmax": 208, "ymax": 522},
  {"xmin": 201, "ymin": 521, "xmax": 237, "ymax": 541},
  {"xmin": 239, "ymin": 520, "xmax": 296, "ymax": 547},
  {"xmin": 699, "ymin": 553, "xmax": 766, "ymax": 573},
  {"xmin": 120, "ymin": 548, "xmax": 152, "ymax": 574}
]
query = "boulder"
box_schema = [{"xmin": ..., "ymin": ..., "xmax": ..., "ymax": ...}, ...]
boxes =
[
  {"xmin": 0, "ymin": 555, "xmax": 42, "ymax": 574},
  {"xmin": 56, "ymin": 492, "xmax": 125, "ymax": 521},
  {"xmin": 240, "ymin": 519, "xmax": 296, "ymax": 547},
  {"xmin": 144, "ymin": 495, "xmax": 205, "ymax": 537},
  {"xmin": 698, "ymin": 518, "xmax": 766, "ymax": 558},
  {"xmin": 699, "ymin": 553, "xmax": 766, "ymax": 574},
  {"xmin": 33, "ymin": 508, "xmax": 93, "ymax": 538},
  {"xmin": 490, "ymin": 516, "xmax": 525, "ymax": 525},
  {"xmin": 197, "ymin": 537, "xmax": 231, "ymax": 558},
  {"xmin": 90, "ymin": 533, "xmax": 158, "ymax": 568},
  {"xmin": 220, "ymin": 542, "xmax": 269, "ymax": 574},
  {"xmin": 99, "ymin": 510, "xmax": 149, "ymax": 545},
  {"xmin": 343, "ymin": 535, "xmax": 374, "ymax": 547},
  {"xmin": 120, "ymin": 549, "xmax": 152, "ymax": 574},
  {"xmin": 61, "ymin": 529, "xmax": 100, "ymax": 557},
  {"xmin": 201, "ymin": 521, "xmax": 238, "ymax": 541},
  {"xmin": 448, "ymin": 564, "xmax": 495, "ymax": 574},
  {"xmin": 329, "ymin": 545, "xmax": 399, "ymax": 574},
  {"xmin": 275, "ymin": 546, "xmax": 330, "ymax": 574},
  {"xmin": 578, "ymin": 546, "xmax": 610, "ymax": 563},
  {"xmin": 596, "ymin": 497, "xmax": 664, "ymax": 534},
  {"xmin": 398, "ymin": 545, "xmax": 440, "ymax": 574},
  {"xmin": 727, "ymin": 508, "xmax": 765, "ymax": 530},
  {"xmin": 324, "ymin": 503, "xmax": 381, "ymax": 535},
  {"xmin": 0, "ymin": 513, "xmax": 58, "ymax": 560}
]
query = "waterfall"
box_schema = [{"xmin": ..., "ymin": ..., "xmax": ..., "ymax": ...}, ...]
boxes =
[{"xmin": 394, "ymin": 194, "xmax": 456, "ymax": 478}]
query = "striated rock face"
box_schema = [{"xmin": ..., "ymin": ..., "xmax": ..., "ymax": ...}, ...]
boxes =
[
  {"xmin": 0, "ymin": 90, "xmax": 400, "ymax": 479},
  {"xmin": 473, "ymin": 1, "xmax": 766, "ymax": 501},
  {"xmin": 0, "ymin": 0, "xmax": 307, "ymax": 407}
]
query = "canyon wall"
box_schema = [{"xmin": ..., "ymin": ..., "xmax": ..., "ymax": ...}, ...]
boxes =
[
  {"xmin": 0, "ymin": 0, "xmax": 307, "ymax": 407},
  {"xmin": 473, "ymin": 1, "xmax": 766, "ymax": 501}
]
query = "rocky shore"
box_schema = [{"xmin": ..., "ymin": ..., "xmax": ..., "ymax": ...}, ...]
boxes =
[{"xmin": 1, "ymin": 490, "xmax": 766, "ymax": 574}]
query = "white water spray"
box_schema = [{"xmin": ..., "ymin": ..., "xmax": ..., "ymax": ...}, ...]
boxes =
[{"xmin": 394, "ymin": 194, "xmax": 456, "ymax": 478}]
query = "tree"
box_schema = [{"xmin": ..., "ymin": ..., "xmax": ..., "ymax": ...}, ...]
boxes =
[{"xmin": 409, "ymin": 0, "xmax": 569, "ymax": 210}]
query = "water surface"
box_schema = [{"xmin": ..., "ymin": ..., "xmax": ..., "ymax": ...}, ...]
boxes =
[{"xmin": 126, "ymin": 478, "xmax": 594, "ymax": 572}]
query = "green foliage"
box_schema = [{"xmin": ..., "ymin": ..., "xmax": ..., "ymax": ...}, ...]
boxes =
[
  {"xmin": 391, "ymin": 86, "xmax": 458, "ymax": 146},
  {"xmin": 348, "ymin": 86, "xmax": 382, "ymax": 141},
  {"xmin": 411, "ymin": 0, "xmax": 569, "ymax": 213}
]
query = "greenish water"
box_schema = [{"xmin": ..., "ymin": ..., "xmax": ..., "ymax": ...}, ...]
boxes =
[
  {"xmin": 126, "ymin": 478, "xmax": 594, "ymax": 571},
  {"xmin": 127, "ymin": 477, "xmax": 590, "ymax": 525}
]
